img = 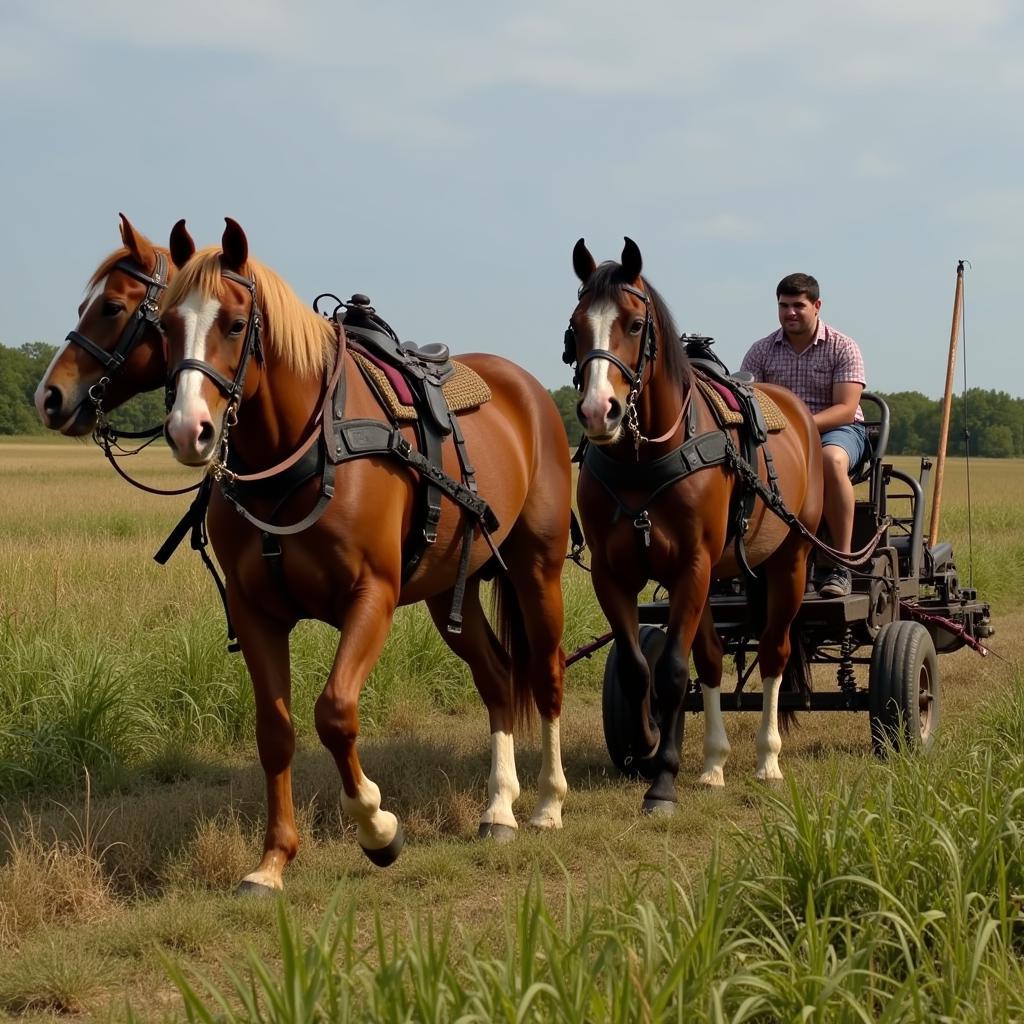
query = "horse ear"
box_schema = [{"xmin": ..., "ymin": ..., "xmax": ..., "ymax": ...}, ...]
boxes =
[
  {"xmin": 119, "ymin": 213, "xmax": 156, "ymax": 270},
  {"xmin": 621, "ymin": 237, "xmax": 643, "ymax": 282},
  {"xmin": 221, "ymin": 217, "xmax": 249, "ymax": 272},
  {"xmin": 169, "ymin": 219, "xmax": 196, "ymax": 269},
  {"xmin": 573, "ymin": 238, "xmax": 596, "ymax": 285}
]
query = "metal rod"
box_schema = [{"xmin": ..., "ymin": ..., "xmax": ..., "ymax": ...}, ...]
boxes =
[{"xmin": 929, "ymin": 260, "xmax": 965, "ymax": 547}]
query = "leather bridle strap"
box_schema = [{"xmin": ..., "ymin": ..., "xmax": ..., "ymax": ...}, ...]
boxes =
[
  {"xmin": 166, "ymin": 268, "xmax": 264, "ymax": 411},
  {"xmin": 568, "ymin": 282, "xmax": 656, "ymax": 392},
  {"xmin": 217, "ymin": 325, "xmax": 348, "ymax": 486},
  {"xmin": 67, "ymin": 254, "xmax": 168, "ymax": 372}
]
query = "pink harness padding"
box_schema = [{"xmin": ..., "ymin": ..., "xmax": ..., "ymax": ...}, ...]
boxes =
[
  {"xmin": 703, "ymin": 376, "xmax": 741, "ymax": 412},
  {"xmin": 350, "ymin": 341, "xmax": 416, "ymax": 406}
]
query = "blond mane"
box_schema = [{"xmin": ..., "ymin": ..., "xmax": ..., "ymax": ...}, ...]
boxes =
[{"xmin": 161, "ymin": 247, "xmax": 337, "ymax": 380}]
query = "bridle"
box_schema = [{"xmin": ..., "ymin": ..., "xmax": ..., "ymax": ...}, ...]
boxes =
[
  {"xmin": 563, "ymin": 281, "xmax": 660, "ymax": 451},
  {"xmin": 66, "ymin": 253, "xmax": 169, "ymax": 416},
  {"xmin": 563, "ymin": 281, "xmax": 657, "ymax": 393},
  {"xmin": 164, "ymin": 267, "xmax": 265, "ymax": 460},
  {"xmin": 65, "ymin": 251, "xmax": 203, "ymax": 496}
]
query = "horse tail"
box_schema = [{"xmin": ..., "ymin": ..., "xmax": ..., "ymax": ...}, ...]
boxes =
[
  {"xmin": 779, "ymin": 620, "xmax": 812, "ymax": 733},
  {"xmin": 491, "ymin": 571, "xmax": 534, "ymax": 734}
]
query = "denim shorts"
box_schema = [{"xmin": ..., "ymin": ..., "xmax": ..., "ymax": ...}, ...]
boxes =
[{"xmin": 821, "ymin": 423, "xmax": 869, "ymax": 468}]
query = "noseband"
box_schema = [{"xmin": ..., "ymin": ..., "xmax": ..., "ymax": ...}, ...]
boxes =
[
  {"xmin": 562, "ymin": 282, "xmax": 657, "ymax": 394},
  {"xmin": 165, "ymin": 268, "xmax": 264, "ymax": 418},
  {"xmin": 66, "ymin": 253, "xmax": 168, "ymax": 407}
]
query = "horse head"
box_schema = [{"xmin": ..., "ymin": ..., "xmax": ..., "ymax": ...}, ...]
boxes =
[
  {"xmin": 161, "ymin": 218, "xmax": 269, "ymax": 465},
  {"xmin": 35, "ymin": 214, "xmax": 184, "ymax": 435},
  {"xmin": 565, "ymin": 237, "xmax": 666, "ymax": 445}
]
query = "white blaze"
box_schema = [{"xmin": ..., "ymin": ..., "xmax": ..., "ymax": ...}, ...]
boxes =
[
  {"xmin": 167, "ymin": 288, "xmax": 220, "ymax": 428},
  {"xmin": 578, "ymin": 300, "xmax": 618, "ymax": 429},
  {"xmin": 34, "ymin": 276, "xmax": 109, "ymax": 419}
]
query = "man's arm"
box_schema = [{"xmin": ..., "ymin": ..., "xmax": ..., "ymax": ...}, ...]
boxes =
[
  {"xmin": 739, "ymin": 343, "xmax": 763, "ymax": 381},
  {"xmin": 813, "ymin": 381, "xmax": 863, "ymax": 432}
]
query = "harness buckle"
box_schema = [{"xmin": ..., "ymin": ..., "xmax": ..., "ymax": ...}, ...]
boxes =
[{"xmin": 633, "ymin": 510, "xmax": 652, "ymax": 547}]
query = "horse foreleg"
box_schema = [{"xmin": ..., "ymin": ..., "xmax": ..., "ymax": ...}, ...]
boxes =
[
  {"xmin": 644, "ymin": 555, "xmax": 713, "ymax": 813},
  {"xmin": 231, "ymin": 602, "xmax": 296, "ymax": 893},
  {"xmin": 591, "ymin": 566, "xmax": 659, "ymax": 757},
  {"xmin": 693, "ymin": 601, "xmax": 729, "ymax": 787},
  {"xmin": 426, "ymin": 583, "xmax": 522, "ymax": 840},
  {"xmin": 314, "ymin": 580, "xmax": 403, "ymax": 865}
]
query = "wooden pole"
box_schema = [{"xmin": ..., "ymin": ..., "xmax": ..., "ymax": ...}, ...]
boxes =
[{"xmin": 928, "ymin": 260, "xmax": 965, "ymax": 548}]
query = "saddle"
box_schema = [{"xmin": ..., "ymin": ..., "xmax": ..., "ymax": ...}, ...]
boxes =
[
  {"xmin": 683, "ymin": 334, "xmax": 786, "ymax": 577},
  {"xmin": 339, "ymin": 295, "xmax": 490, "ymax": 434}
]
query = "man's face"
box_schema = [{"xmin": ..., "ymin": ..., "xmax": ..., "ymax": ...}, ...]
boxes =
[{"xmin": 777, "ymin": 292, "xmax": 821, "ymax": 336}]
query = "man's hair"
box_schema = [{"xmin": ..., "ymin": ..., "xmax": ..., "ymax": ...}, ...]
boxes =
[{"xmin": 776, "ymin": 273, "xmax": 819, "ymax": 302}]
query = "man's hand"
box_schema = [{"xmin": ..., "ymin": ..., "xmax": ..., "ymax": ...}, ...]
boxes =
[{"xmin": 813, "ymin": 381, "xmax": 863, "ymax": 432}]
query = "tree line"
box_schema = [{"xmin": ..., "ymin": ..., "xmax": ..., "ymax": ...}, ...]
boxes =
[{"xmin": 3, "ymin": 342, "xmax": 1023, "ymax": 458}]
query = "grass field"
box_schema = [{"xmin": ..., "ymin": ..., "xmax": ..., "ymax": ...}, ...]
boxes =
[{"xmin": 1, "ymin": 439, "xmax": 1022, "ymax": 1021}]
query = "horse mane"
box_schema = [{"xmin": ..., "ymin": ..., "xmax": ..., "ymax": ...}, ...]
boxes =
[
  {"xmin": 87, "ymin": 242, "xmax": 170, "ymax": 291},
  {"xmin": 162, "ymin": 247, "xmax": 337, "ymax": 380},
  {"xmin": 585, "ymin": 261, "xmax": 692, "ymax": 390}
]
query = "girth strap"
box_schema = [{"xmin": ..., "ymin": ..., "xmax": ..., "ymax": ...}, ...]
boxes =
[{"xmin": 332, "ymin": 420, "xmax": 499, "ymax": 533}]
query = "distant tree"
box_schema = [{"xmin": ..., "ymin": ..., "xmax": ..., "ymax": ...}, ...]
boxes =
[
  {"xmin": 549, "ymin": 385, "xmax": 582, "ymax": 446},
  {"xmin": 0, "ymin": 342, "xmax": 56, "ymax": 434},
  {"xmin": 981, "ymin": 424, "xmax": 1015, "ymax": 459}
]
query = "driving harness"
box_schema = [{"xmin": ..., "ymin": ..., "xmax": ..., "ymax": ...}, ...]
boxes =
[
  {"xmin": 563, "ymin": 288, "xmax": 781, "ymax": 578},
  {"xmin": 157, "ymin": 280, "xmax": 500, "ymax": 648}
]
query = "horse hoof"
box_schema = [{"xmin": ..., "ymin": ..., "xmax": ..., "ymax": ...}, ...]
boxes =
[
  {"xmin": 642, "ymin": 798, "xmax": 677, "ymax": 817},
  {"xmin": 361, "ymin": 824, "xmax": 405, "ymax": 867},
  {"xmin": 478, "ymin": 822, "xmax": 518, "ymax": 844},
  {"xmin": 235, "ymin": 879, "xmax": 279, "ymax": 897}
]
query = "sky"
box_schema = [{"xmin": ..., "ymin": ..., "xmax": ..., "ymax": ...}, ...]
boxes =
[{"xmin": 2, "ymin": 0, "xmax": 1021, "ymax": 398}]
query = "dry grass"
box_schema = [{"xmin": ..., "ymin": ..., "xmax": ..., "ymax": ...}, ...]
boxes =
[{"xmin": 0, "ymin": 439, "xmax": 1020, "ymax": 1020}]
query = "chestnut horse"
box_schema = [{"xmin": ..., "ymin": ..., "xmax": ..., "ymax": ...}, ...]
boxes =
[
  {"xmin": 566, "ymin": 238, "xmax": 822, "ymax": 812},
  {"xmin": 159, "ymin": 218, "xmax": 570, "ymax": 891},
  {"xmin": 35, "ymin": 214, "xmax": 172, "ymax": 434}
]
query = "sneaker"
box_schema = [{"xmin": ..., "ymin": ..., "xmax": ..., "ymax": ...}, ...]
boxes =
[{"xmin": 819, "ymin": 568, "xmax": 852, "ymax": 598}]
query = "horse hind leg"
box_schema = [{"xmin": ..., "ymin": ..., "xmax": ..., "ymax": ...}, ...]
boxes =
[
  {"xmin": 755, "ymin": 534, "xmax": 812, "ymax": 782},
  {"xmin": 693, "ymin": 600, "xmax": 730, "ymax": 787},
  {"xmin": 492, "ymin": 558, "xmax": 568, "ymax": 830},
  {"xmin": 426, "ymin": 579, "xmax": 521, "ymax": 842}
]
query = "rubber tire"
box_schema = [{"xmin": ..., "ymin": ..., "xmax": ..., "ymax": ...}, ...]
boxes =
[
  {"xmin": 869, "ymin": 620, "xmax": 939, "ymax": 757},
  {"xmin": 602, "ymin": 625, "xmax": 684, "ymax": 779}
]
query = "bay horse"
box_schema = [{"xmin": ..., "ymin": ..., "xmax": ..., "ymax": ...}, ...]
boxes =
[
  {"xmin": 35, "ymin": 214, "xmax": 173, "ymax": 435},
  {"xmin": 566, "ymin": 238, "xmax": 822, "ymax": 812},
  {"xmin": 159, "ymin": 218, "xmax": 570, "ymax": 892}
]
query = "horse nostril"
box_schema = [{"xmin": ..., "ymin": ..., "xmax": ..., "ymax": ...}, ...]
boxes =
[
  {"xmin": 198, "ymin": 421, "xmax": 215, "ymax": 445},
  {"xmin": 608, "ymin": 398, "xmax": 622, "ymax": 422},
  {"xmin": 43, "ymin": 386, "xmax": 63, "ymax": 417}
]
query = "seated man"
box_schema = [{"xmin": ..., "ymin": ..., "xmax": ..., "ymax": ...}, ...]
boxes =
[{"xmin": 741, "ymin": 273, "xmax": 868, "ymax": 598}]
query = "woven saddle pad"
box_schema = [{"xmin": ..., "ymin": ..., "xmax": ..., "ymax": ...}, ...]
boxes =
[
  {"xmin": 695, "ymin": 377, "xmax": 788, "ymax": 433},
  {"xmin": 352, "ymin": 351, "xmax": 491, "ymax": 422}
]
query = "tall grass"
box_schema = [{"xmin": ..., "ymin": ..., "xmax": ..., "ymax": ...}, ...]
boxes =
[{"xmin": 155, "ymin": 668, "xmax": 1024, "ymax": 1022}]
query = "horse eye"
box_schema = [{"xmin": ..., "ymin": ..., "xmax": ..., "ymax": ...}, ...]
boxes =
[
  {"xmin": 102, "ymin": 300, "xmax": 125, "ymax": 317},
  {"xmin": 230, "ymin": 318, "xmax": 247, "ymax": 335},
  {"xmin": 629, "ymin": 319, "xmax": 644, "ymax": 335}
]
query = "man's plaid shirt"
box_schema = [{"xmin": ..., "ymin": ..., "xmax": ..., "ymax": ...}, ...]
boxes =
[{"xmin": 740, "ymin": 321, "xmax": 865, "ymax": 423}]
